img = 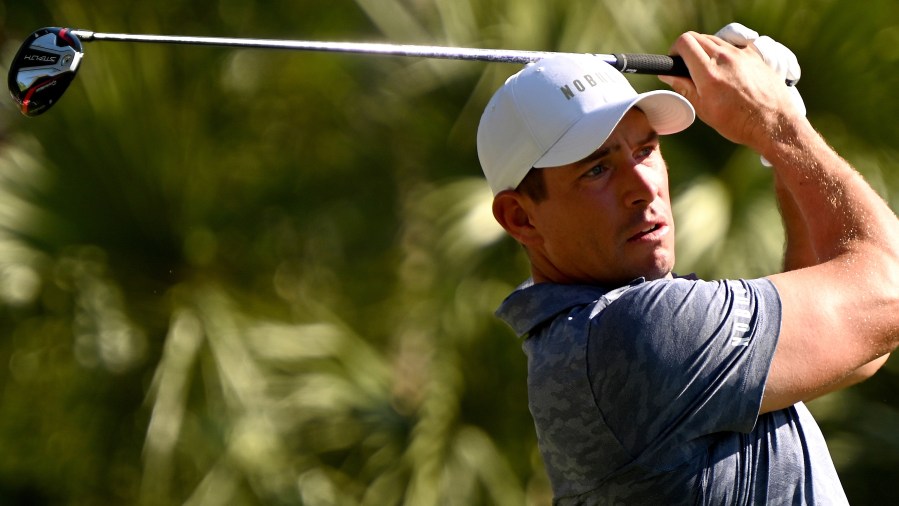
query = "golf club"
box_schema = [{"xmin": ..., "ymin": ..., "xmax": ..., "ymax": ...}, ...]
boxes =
[{"xmin": 8, "ymin": 26, "xmax": 693, "ymax": 117}]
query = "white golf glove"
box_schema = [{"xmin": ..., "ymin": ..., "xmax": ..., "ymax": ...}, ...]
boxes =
[{"xmin": 715, "ymin": 23, "xmax": 805, "ymax": 166}]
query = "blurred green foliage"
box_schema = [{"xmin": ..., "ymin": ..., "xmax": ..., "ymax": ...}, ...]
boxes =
[{"xmin": 1, "ymin": 0, "xmax": 898, "ymax": 504}]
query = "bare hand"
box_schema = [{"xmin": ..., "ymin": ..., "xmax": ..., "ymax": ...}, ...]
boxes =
[{"xmin": 658, "ymin": 32, "xmax": 804, "ymax": 152}]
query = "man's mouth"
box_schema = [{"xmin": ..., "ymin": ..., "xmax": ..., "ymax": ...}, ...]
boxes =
[{"xmin": 628, "ymin": 223, "xmax": 666, "ymax": 242}]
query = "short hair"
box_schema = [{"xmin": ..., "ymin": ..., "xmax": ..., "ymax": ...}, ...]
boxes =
[{"xmin": 516, "ymin": 168, "xmax": 547, "ymax": 203}]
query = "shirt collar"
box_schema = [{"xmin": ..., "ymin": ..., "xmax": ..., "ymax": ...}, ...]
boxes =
[{"xmin": 495, "ymin": 279, "xmax": 637, "ymax": 337}]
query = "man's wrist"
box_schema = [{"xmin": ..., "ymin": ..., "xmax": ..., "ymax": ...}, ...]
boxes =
[{"xmin": 752, "ymin": 112, "xmax": 812, "ymax": 166}]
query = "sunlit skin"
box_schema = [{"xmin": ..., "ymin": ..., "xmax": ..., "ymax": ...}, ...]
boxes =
[{"xmin": 493, "ymin": 109, "xmax": 676, "ymax": 287}]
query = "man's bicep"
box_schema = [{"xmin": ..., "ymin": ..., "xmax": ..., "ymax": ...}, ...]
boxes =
[{"xmin": 764, "ymin": 265, "xmax": 894, "ymax": 413}]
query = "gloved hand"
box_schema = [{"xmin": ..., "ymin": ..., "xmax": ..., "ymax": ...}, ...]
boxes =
[
  {"xmin": 716, "ymin": 23, "xmax": 802, "ymax": 87},
  {"xmin": 715, "ymin": 23, "xmax": 805, "ymax": 166}
]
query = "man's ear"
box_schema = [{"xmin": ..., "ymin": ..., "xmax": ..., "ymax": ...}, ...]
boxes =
[{"xmin": 492, "ymin": 190, "xmax": 543, "ymax": 247}]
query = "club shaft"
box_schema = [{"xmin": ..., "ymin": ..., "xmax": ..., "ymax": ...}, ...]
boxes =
[{"xmin": 68, "ymin": 30, "xmax": 689, "ymax": 77}]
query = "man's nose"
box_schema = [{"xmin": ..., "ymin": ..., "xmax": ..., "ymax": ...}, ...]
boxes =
[{"xmin": 621, "ymin": 163, "xmax": 660, "ymax": 207}]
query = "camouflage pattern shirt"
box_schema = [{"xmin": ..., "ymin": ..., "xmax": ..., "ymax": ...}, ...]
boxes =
[{"xmin": 497, "ymin": 277, "xmax": 848, "ymax": 505}]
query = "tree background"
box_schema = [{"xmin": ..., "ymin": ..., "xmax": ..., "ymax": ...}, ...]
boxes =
[{"xmin": 1, "ymin": 0, "xmax": 898, "ymax": 504}]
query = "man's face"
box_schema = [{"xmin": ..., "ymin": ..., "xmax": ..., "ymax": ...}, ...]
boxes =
[{"xmin": 522, "ymin": 109, "xmax": 676, "ymax": 286}]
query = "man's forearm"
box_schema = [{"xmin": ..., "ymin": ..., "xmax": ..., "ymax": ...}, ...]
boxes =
[
  {"xmin": 761, "ymin": 118, "xmax": 899, "ymax": 265},
  {"xmin": 774, "ymin": 172, "xmax": 818, "ymax": 271}
]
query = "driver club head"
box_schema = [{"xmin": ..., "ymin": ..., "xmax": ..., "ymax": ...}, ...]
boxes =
[{"xmin": 8, "ymin": 27, "xmax": 84, "ymax": 117}]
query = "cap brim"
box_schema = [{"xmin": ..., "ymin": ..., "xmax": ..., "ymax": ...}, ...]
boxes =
[{"xmin": 533, "ymin": 90, "xmax": 694, "ymax": 169}]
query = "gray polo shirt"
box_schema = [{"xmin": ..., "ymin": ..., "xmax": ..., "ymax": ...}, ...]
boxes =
[{"xmin": 497, "ymin": 277, "xmax": 848, "ymax": 505}]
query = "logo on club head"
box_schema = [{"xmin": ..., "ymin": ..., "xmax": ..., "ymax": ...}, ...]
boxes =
[{"xmin": 23, "ymin": 52, "xmax": 59, "ymax": 65}]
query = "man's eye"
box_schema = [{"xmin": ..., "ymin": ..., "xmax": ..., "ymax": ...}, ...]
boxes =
[
  {"xmin": 636, "ymin": 146, "xmax": 654, "ymax": 159},
  {"xmin": 583, "ymin": 164, "xmax": 608, "ymax": 178}
]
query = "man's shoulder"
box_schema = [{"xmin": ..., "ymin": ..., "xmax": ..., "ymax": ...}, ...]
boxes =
[
  {"xmin": 497, "ymin": 275, "xmax": 780, "ymax": 340},
  {"xmin": 601, "ymin": 277, "xmax": 781, "ymax": 338},
  {"xmin": 495, "ymin": 276, "xmax": 717, "ymax": 337}
]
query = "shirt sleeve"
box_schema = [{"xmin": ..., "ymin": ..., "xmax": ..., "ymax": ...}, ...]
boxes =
[{"xmin": 586, "ymin": 277, "xmax": 782, "ymax": 459}]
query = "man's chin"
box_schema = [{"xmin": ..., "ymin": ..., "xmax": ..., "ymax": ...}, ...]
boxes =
[
  {"xmin": 643, "ymin": 270, "xmax": 675, "ymax": 282},
  {"xmin": 636, "ymin": 257, "xmax": 675, "ymax": 282}
]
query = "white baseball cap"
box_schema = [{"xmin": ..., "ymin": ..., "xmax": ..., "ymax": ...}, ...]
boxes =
[{"xmin": 477, "ymin": 53, "xmax": 695, "ymax": 195}]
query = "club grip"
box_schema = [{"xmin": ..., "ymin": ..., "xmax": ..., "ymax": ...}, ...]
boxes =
[{"xmin": 611, "ymin": 53, "xmax": 689, "ymax": 77}]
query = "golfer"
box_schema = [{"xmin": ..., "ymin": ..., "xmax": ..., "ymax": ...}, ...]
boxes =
[{"xmin": 477, "ymin": 24, "xmax": 899, "ymax": 505}]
